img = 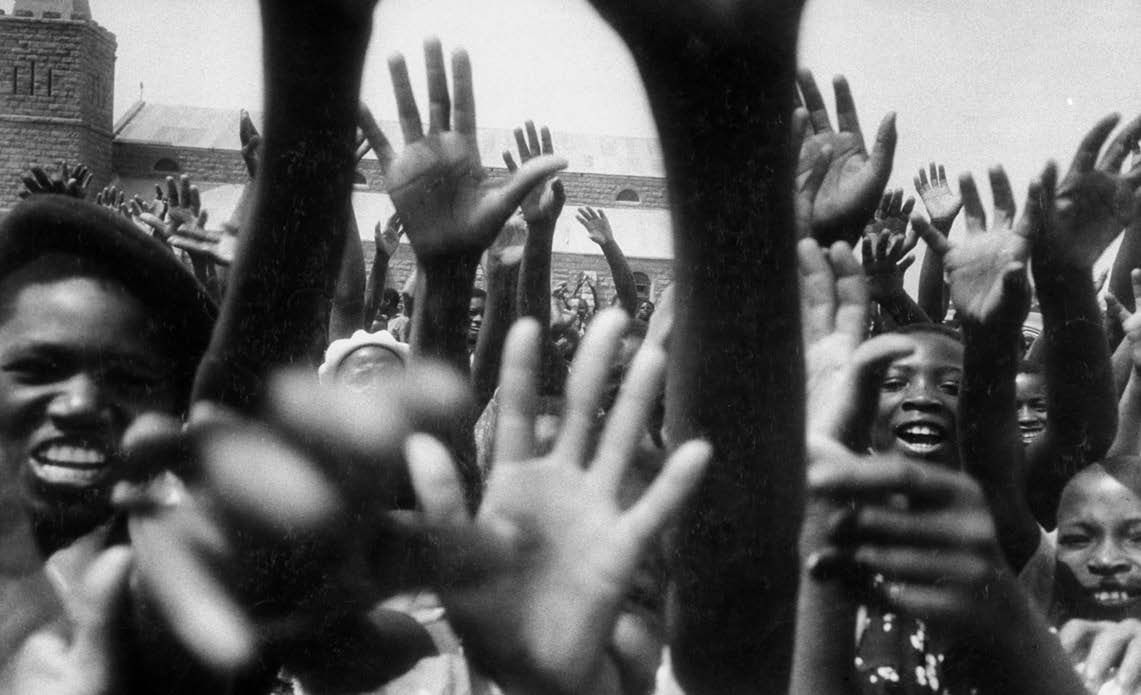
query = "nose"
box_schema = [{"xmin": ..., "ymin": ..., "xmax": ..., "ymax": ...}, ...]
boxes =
[
  {"xmin": 901, "ymin": 388, "xmax": 944, "ymax": 413},
  {"xmin": 1017, "ymin": 404, "xmax": 1034, "ymax": 422},
  {"xmin": 1089, "ymin": 542, "xmax": 1132, "ymax": 577},
  {"xmin": 46, "ymin": 374, "xmax": 112, "ymax": 431}
]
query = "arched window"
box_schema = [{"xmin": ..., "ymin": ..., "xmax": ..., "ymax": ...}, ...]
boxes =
[
  {"xmin": 616, "ymin": 188, "xmax": 640, "ymax": 203},
  {"xmin": 633, "ymin": 271, "xmax": 651, "ymax": 299},
  {"xmin": 154, "ymin": 158, "xmax": 180, "ymax": 173},
  {"xmin": 352, "ymin": 170, "xmax": 368, "ymax": 186}
]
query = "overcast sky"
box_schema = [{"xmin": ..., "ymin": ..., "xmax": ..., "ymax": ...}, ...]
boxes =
[{"xmin": 6, "ymin": 0, "xmax": 1140, "ymax": 212}]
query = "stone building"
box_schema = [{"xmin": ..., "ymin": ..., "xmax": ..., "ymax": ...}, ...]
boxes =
[{"xmin": 1, "ymin": 0, "xmax": 673, "ymax": 303}]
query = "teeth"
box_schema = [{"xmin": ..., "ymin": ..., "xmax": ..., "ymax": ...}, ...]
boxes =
[
  {"xmin": 38, "ymin": 444, "xmax": 106, "ymax": 466},
  {"xmin": 902, "ymin": 425, "xmax": 941, "ymax": 437},
  {"xmin": 1094, "ymin": 591, "xmax": 1133, "ymax": 603}
]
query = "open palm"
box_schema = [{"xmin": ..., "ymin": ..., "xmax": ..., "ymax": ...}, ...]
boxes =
[
  {"xmin": 406, "ymin": 313, "xmax": 710, "ymax": 694},
  {"xmin": 796, "ymin": 70, "xmax": 897, "ymax": 244},
  {"xmin": 361, "ymin": 40, "xmax": 565, "ymax": 263},
  {"xmin": 914, "ymin": 166, "xmax": 1050, "ymax": 323}
]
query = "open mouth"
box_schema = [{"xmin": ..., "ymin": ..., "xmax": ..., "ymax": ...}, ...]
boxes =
[
  {"xmin": 894, "ymin": 421, "xmax": 948, "ymax": 456},
  {"xmin": 1090, "ymin": 587, "xmax": 1141, "ymax": 608},
  {"xmin": 28, "ymin": 440, "xmax": 111, "ymax": 488},
  {"xmin": 1018, "ymin": 423, "xmax": 1045, "ymax": 444}
]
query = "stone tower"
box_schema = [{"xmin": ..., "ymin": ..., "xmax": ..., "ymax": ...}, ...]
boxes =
[{"xmin": 0, "ymin": 0, "xmax": 116, "ymax": 211}]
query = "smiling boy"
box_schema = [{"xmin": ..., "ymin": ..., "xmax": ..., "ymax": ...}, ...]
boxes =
[{"xmin": 0, "ymin": 195, "xmax": 215, "ymax": 556}]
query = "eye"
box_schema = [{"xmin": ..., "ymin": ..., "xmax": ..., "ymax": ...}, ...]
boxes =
[
  {"xmin": 939, "ymin": 380, "xmax": 961, "ymax": 396},
  {"xmin": 1059, "ymin": 533, "xmax": 1092, "ymax": 548},
  {"xmin": 881, "ymin": 376, "xmax": 906, "ymax": 392},
  {"xmin": 3, "ymin": 356, "xmax": 67, "ymax": 384}
]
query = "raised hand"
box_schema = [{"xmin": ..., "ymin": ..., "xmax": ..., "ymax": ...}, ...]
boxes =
[
  {"xmin": 795, "ymin": 70, "xmax": 897, "ymax": 245},
  {"xmin": 374, "ymin": 212, "xmax": 403, "ymax": 257},
  {"xmin": 359, "ymin": 39, "xmax": 566, "ymax": 263},
  {"xmin": 799, "ymin": 239, "xmax": 913, "ymax": 449},
  {"xmin": 914, "ymin": 162, "xmax": 962, "ymax": 231},
  {"xmin": 504, "ymin": 121, "xmax": 566, "ymax": 227},
  {"xmin": 19, "ymin": 162, "xmax": 93, "ymax": 200},
  {"xmin": 1039, "ymin": 113, "xmax": 1141, "ymax": 270},
  {"xmin": 1110, "ymin": 269, "xmax": 1141, "ymax": 371},
  {"xmin": 93, "ymin": 185, "xmax": 127, "ymax": 214},
  {"xmin": 1058, "ymin": 618, "xmax": 1141, "ymax": 694},
  {"xmin": 169, "ymin": 223, "xmax": 239, "ymax": 267},
  {"xmin": 0, "ymin": 546, "xmax": 133, "ymax": 695},
  {"xmin": 576, "ymin": 206, "xmax": 615, "ymax": 246},
  {"xmin": 486, "ymin": 214, "xmax": 527, "ymax": 268},
  {"xmin": 861, "ymin": 189, "xmax": 917, "ymax": 299},
  {"xmin": 791, "ymin": 107, "xmax": 833, "ymax": 240},
  {"xmin": 913, "ymin": 166, "xmax": 1052, "ymax": 324},
  {"xmin": 404, "ymin": 312, "xmax": 711, "ymax": 693},
  {"xmin": 239, "ymin": 109, "xmax": 261, "ymax": 179}
]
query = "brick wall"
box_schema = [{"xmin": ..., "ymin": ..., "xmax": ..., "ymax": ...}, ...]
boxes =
[
  {"xmin": 0, "ymin": 13, "xmax": 116, "ymax": 210},
  {"xmin": 112, "ymin": 143, "xmax": 670, "ymax": 210}
]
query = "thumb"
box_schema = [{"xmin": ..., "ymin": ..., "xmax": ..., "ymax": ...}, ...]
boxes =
[
  {"xmin": 66, "ymin": 546, "xmax": 134, "ymax": 681},
  {"xmin": 478, "ymin": 154, "xmax": 568, "ymax": 226},
  {"xmin": 867, "ymin": 112, "xmax": 897, "ymax": 189}
]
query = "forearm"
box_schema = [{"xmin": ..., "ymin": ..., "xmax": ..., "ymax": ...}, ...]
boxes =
[
  {"xmin": 516, "ymin": 222, "xmax": 555, "ymax": 330},
  {"xmin": 471, "ymin": 262, "xmax": 519, "ymax": 408},
  {"xmin": 363, "ymin": 249, "xmax": 391, "ymax": 328},
  {"xmin": 600, "ymin": 239, "xmax": 638, "ymax": 315},
  {"xmin": 1114, "ymin": 334, "xmax": 1135, "ymax": 396},
  {"xmin": 1110, "ymin": 225, "xmax": 1141, "ymax": 313},
  {"xmin": 411, "ymin": 256, "xmax": 478, "ymax": 375},
  {"xmin": 917, "ymin": 240, "xmax": 949, "ymax": 322},
  {"xmin": 329, "ymin": 213, "xmax": 366, "ymax": 340},
  {"xmin": 875, "ymin": 288, "xmax": 931, "ymax": 327},
  {"xmin": 625, "ymin": 19, "xmax": 805, "ymax": 694},
  {"xmin": 1033, "ymin": 263, "xmax": 1116, "ymax": 466},
  {"xmin": 790, "ymin": 575, "xmax": 858, "ymax": 695},
  {"xmin": 192, "ymin": 3, "xmax": 371, "ymax": 410},
  {"xmin": 961, "ymin": 320, "xmax": 1040, "ymax": 570},
  {"xmin": 1109, "ymin": 368, "xmax": 1141, "ymax": 457}
]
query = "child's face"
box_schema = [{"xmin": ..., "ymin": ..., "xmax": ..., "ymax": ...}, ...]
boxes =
[
  {"xmin": 1015, "ymin": 371, "xmax": 1047, "ymax": 448},
  {"xmin": 1056, "ymin": 467, "xmax": 1141, "ymax": 621},
  {"xmin": 871, "ymin": 332, "xmax": 962, "ymax": 468}
]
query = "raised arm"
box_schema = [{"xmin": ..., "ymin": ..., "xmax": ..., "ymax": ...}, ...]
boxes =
[
  {"xmin": 363, "ymin": 213, "xmax": 402, "ymax": 329},
  {"xmin": 914, "ymin": 162, "xmax": 962, "ymax": 322},
  {"xmin": 861, "ymin": 189, "xmax": 927, "ymax": 328},
  {"xmin": 329, "ymin": 211, "xmax": 367, "ymax": 341},
  {"xmin": 1024, "ymin": 114, "xmax": 1140, "ymax": 520},
  {"xmin": 361, "ymin": 45, "xmax": 564, "ymax": 374},
  {"xmin": 577, "ymin": 206, "xmax": 638, "ymax": 315},
  {"xmin": 913, "ymin": 165, "xmax": 1049, "ymax": 570},
  {"xmin": 1108, "ymin": 148, "xmax": 1141, "ymax": 312},
  {"xmin": 583, "ymin": 4, "xmax": 881, "ymax": 691},
  {"xmin": 509, "ymin": 121, "xmax": 565, "ymax": 334},
  {"xmin": 1108, "ymin": 270, "xmax": 1141, "ymax": 456},
  {"xmin": 471, "ymin": 219, "xmax": 525, "ymax": 408},
  {"xmin": 191, "ymin": 0, "xmax": 377, "ymax": 410}
]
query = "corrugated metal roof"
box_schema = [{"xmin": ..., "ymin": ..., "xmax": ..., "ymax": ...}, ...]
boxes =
[
  {"xmin": 112, "ymin": 178, "xmax": 674, "ymax": 260},
  {"xmin": 114, "ymin": 102, "xmax": 666, "ymax": 178}
]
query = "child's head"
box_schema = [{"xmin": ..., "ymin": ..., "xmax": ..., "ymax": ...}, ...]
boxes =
[
  {"xmin": 1015, "ymin": 360, "xmax": 1047, "ymax": 448},
  {"xmin": 870, "ymin": 324, "xmax": 963, "ymax": 469},
  {"xmin": 1055, "ymin": 456, "xmax": 1141, "ymax": 621}
]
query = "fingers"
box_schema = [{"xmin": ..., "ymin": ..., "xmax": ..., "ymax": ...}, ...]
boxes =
[
  {"xmin": 808, "ymin": 452, "xmax": 968, "ymax": 507},
  {"xmin": 129, "ymin": 513, "xmax": 257, "ymax": 672},
  {"xmin": 592, "ymin": 336, "xmax": 668, "ymax": 494},
  {"xmin": 556, "ymin": 309, "xmax": 630, "ymax": 462},
  {"xmin": 526, "ymin": 121, "xmax": 542, "ymax": 159},
  {"xmin": 502, "ymin": 150, "xmax": 519, "ymax": 172},
  {"xmin": 1017, "ymin": 162, "xmax": 1057, "ymax": 244},
  {"xmin": 1085, "ymin": 625, "xmax": 1136, "ymax": 689},
  {"xmin": 1073, "ymin": 113, "xmax": 1122, "ymax": 174},
  {"xmin": 452, "ymin": 49, "xmax": 476, "ymax": 137},
  {"xmin": 477, "ymin": 154, "xmax": 568, "ymax": 226},
  {"xmin": 989, "ymin": 166, "xmax": 1016, "ymax": 230},
  {"xmin": 867, "ymin": 113, "xmax": 897, "ymax": 192},
  {"xmin": 829, "ymin": 242, "xmax": 869, "ymax": 340},
  {"xmin": 65, "ymin": 546, "xmax": 134, "ymax": 681},
  {"xmin": 1114, "ymin": 629, "xmax": 1141, "ymax": 695},
  {"xmin": 424, "ymin": 37, "xmax": 451, "ymax": 134},
  {"xmin": 791, "ymin": 106, "xmax": 810, "ymax": 156},
  {"xmin": 405, "ymin": 433, "xmax": 469, "ymax": 527},
  {"xmin": 388, "ymin": 54, "xmax": 424, "ymax": 143},
  {"xmin": 832, "ymin": 75, "xmax": 863, "ymax": 144},
  {"xmin": 912, "ymin": 215, "xmax": 950, "ymax": 256},
  {"xmin": 798, "ymin": 238, "xmax": 837, "ymax": 343},
  {"xmin": 849, "ymin": 546, "xmax": 990, "ymax": 586},
  {"xmin": 495, "ymin": 319, "xmax": 541, "ymax": 462},
  {"xmin": 621, "ymin": 439, "xmax": 711, "ymax": 545},
  {"xmin": 1133, "ymin": 268, "xmax": 1141, "ymax": 315},
  {"xmin": 897, "ymin": 254, "xmax": 915, "ymax": 274},
  {"xmin": 796, "ymin": 69, "xmax": 833, "ymax": 133},
  {"xmin": 358, "ymin": 103, "xmax": 396, "ymax": 173},
  {"xmin": 1059, "ymin": 619, "xmax": 1101, "ymax": 664},
  {"xmin": 958, "ymin": 172, "xmax": 987, "ymax": 233},
  {"xmin": 915, "ymin": 165, "xmax": 929, "ymax": 192},
  {"xmin": 1099, "ymin": 113, "xmax": 1141, "ymax": 172}
]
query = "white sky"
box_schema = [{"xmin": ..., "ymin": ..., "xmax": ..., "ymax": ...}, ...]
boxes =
[{"xmin": 6, "ymin": 0, "xmax": 1140, "ymax": 216}]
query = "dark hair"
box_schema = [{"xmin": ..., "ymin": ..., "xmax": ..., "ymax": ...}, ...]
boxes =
[
  {"xmin": 381, "ymin": 287, "xmax": 400, "ymax": 307},
  {"xmin": 1018, "ymin": 359, "xmax": 1044, "ymax": 375}
]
